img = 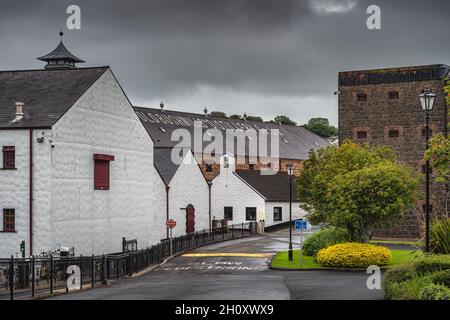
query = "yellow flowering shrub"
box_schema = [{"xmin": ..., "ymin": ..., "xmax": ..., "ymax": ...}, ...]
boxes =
[{"xmin": 316, "ymin": 243, "xmax": 392, "ymax": 268}]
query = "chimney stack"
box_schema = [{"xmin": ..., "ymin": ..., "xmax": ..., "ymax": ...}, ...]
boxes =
[{"xmin": 12, "ymin": 102, "xmax": 25, "ymax": 123}]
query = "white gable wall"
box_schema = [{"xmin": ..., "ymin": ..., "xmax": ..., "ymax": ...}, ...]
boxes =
[
  {"xmin": 167, "ymin": 151, "xmax": 210, "ymax": 237},
  {"xmin": 212, "ymin": 154, "xmax": 266, "ymax": 225},
  {"xmin": 49, "ymin": 69, "xmax": 166, "ymax": 255}
]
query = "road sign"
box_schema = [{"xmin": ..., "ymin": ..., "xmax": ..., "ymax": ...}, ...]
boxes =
[
  {"xmin": 295, "ymin": 220, "xmax": 308, "ymax": 231},
  {"xmin": 166, "ymin": 220, "xmax": 177, "ymax": 229}
]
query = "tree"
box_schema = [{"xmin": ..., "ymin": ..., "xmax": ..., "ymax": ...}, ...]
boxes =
[
  {"xmin": 274, "ymin": 115, "xmax": 297, "ymax": 126},
  {"xmin": 229, "ymin": 114, "xmax": 242, "ymax": 120},
  {"xmin": 303, "ymin": 118, "xmax": 338, "ymax": 138},
  {"xmin": 210, "ymin": 111, "xmax": 227, "ymax": 118},
  {"xmin": 425, "ymin": 134, "xmax": 450, "ymax": 216},
  {"xmin": 297, "ymin": 141, "xmax": 419, "ymax": 242},
  {"xmin": 246, "ymin": 115, "xmax": 264, "ymax": 123}
]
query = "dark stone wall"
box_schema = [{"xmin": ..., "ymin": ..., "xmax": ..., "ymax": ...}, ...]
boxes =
[{"xmin": 339, "ymin": 75, "xmax": 448, "ymax": 238}]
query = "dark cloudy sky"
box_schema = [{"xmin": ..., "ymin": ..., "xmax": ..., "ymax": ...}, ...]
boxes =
[{"xmin": 0, "ymin": 0, "xmax": 449, "ymax": 125}]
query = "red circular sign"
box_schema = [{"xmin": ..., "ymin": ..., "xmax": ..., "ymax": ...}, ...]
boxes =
[{"xmin": 166, "ymin": 220, "xmax": 177, "ymax": 229}]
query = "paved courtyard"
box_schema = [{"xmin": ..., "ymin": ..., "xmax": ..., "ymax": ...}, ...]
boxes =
[{"xmin": 51, "ymin": 230, "xmax": 384, "ymax": 300}]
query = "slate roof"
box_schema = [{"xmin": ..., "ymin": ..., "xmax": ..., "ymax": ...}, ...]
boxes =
[
  {"xmin": 235, "ymin": 170, "xmax": 300, "ymax": 202},
  {"xmin": 134, "ymin": 107, "xmax": 330, "ymax": 160},
  {"xmin": 154, "ymin": 148, "xmax": 182, "ymax": 185},
  {"xmin": 0, "ymin": 67, "xmax": 109, "ymax": 129},
  {"xmin": 37, "ymin": 41, "xmax": 85, "ymax": 63}
]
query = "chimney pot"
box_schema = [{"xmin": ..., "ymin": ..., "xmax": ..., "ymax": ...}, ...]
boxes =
[{"xmin": 12, "ymin": 102, "xmax": 25, "ymax": 123}]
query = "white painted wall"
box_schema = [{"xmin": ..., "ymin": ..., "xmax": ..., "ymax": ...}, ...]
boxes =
[
  {"xmin": 49, "ymin": 69, "xmax": 166, "ymax": 255},
  {"xmin": 0, "ymin": 129, "xmax": 53, "ymax": 258},
  {"xmin": 167, "ymin": 151, "xmax": 210, "ymax": 237},
  {"xmin": 211, "ymin": 154, "xmax": 266, "ymax": 225},
  {"xmin": 264, "ymin": 202, "xmax": 305, "ymax": 227}
]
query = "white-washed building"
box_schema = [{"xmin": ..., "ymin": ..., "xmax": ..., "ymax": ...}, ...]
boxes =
[
  {"xmin": 0, "ymin": 39, "xmax": 166, "ymax": 257},
  {"xmin": 211, "ymin": 154, "xmax": 305, "ymax": 227}
]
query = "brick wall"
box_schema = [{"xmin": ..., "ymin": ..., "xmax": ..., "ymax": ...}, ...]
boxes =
[{"xmin": 339, "ymin": 68, "xmax": 449, "ymax": 238}]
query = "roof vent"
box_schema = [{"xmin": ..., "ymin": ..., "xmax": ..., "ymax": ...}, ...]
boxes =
[
  {"xmin": 12, "ymin": 102, "xmax": 25, "ymax": 123},
  {"xmin": 204, "ymin": 107, "xmax": 208, "ymax": 117}
]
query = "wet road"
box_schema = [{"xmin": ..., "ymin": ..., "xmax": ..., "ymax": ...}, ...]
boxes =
[{"xmin": 51, "ymin": 230, "xmax": 384, "ymax": 300}]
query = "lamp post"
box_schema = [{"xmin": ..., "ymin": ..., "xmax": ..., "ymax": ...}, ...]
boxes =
[
  {"xmin": 419, "ymin": 88, "xmax": 436, "ymax": 253},
  {"xmin": 287, "ymin": 165, "xmax": 295, "ymax": 261}
]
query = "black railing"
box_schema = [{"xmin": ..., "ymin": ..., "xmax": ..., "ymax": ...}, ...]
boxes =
[{"xmin": 0, "ymin": 222, "xmax": 255, "ymax": 300}]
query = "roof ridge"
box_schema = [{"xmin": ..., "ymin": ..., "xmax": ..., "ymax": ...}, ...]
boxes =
[{"xmin": 0, "ymin": 66, "xmax": 110, "ymax": 73}]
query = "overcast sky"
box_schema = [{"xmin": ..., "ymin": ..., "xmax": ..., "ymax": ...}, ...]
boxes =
[{"xmin": 0, "ymin": 0, "xmax": 449, "ymax": 125}]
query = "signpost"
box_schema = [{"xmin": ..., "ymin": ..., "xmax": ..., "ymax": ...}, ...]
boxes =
[
  {"xmin": 166, "ymin": 220, "xmax": 177, "ymax": 256},
  {"xmin": 295, "ymin": 220, "xmax": 308, "ymax": 268}
]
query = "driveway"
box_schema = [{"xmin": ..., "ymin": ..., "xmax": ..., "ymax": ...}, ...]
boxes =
[{"xmin": 50, "ymin": 230, "xmax": 384, "ymax": 300}]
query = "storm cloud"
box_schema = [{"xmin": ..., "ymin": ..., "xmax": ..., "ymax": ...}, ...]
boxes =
[{"xmin": 0, "ymin": 0, "xmax": 449, "ymax": 125}]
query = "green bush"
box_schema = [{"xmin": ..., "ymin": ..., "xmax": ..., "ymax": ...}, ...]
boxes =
[
  {"xmin": 384, "ymin": 255, "xmax": 450, "ymax": 300},
  {"xmin": 303, "ymin": 227, "xmax": 350, "ymax": 257},
  {"xmin": 428, "ymin": 218, "xmax": 450, "ymax": 254},
  {"xmin": 419, "ymin": 284, "xmax": 450, "ymax": 300},
  {"xmin": 430, "ymin": 269, "xmax": 450, "ymax": 288}
]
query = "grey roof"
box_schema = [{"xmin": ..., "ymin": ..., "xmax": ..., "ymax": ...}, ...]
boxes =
[
  {"xmin": 0, "ymin": 67, "xmax": 109, "ymax": 129},
  {"xmin": 154, "ymin": 148, "xmax": 182, "ymax": 186},
  {"xmin": 134, "ymin": 107, "xmax": 330, "ymax": 160},
  {"xmin": 37, "ymin": 41, "xmax": 85, "ymax": 63},
  {"xmin": 235, "ymin": 170, "xmax": 299, "ymax": 202}
]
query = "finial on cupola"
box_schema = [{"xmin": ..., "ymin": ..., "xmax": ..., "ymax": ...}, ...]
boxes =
[
  {"xmin": 160, "ymin": 101, "xmax": 165, "ymax": 112},
  {"xmin": 204, "ymin": 107, "xmax": 208, "ymax": 117},
  {"xmin": 37, "ymin": 31, "xmax": 85, "ymax": 69}
]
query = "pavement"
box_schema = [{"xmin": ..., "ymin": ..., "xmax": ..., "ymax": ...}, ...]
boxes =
[{"xmin": 50, "ymin": 229, "xmax": 384, "ymax": 300}]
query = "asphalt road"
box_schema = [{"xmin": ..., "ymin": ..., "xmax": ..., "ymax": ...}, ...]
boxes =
[{"xmin": 51, "ymin": 230, "xmax": 384, "ymax": 300}]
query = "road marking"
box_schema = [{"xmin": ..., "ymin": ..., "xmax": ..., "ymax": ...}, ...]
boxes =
[{"xmin": 181, "ymin": 253, "xmax": 273, "ymax": 258}]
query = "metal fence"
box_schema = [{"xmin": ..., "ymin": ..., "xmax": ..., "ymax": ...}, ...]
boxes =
[{"xmin": 0, "ymin": 222, "xmax": 255, "ymax": 300}]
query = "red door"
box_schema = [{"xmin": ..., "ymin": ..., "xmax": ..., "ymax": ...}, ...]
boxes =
[{"xmin": 186, "ymin": 205, "xmax": 196, "ymax": 234}]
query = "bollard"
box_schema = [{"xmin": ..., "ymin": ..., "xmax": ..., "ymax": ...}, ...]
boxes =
[
  {"xmin": 80, "ymin": 255, "xmax": 83, "ymax": 290},
  {"xmin": 49, "ymin": 255, "xmax": 54, "ymax": 294},
  {"xmin": 9, "ymin": 256, "xmax": 14, "ymax": 301}
]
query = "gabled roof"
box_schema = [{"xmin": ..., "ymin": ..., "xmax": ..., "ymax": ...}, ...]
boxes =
[
  {"xmin": 153, "ymin": 148, "xmax": 181, "ymax": 186},
  {"xmin": 0, "ymin": 67, "xmax": 109, "ymax": 129},
  {"xmin": 37, "ymin": 41, "xmax": 85, "ymax": 63},
  {"xmin": 235, "ymin": 170, "xmax": 299, "ymax": 202},
  {"xmin": 134, "ymin": 107, "xmax": 330, "ymax": 160}
]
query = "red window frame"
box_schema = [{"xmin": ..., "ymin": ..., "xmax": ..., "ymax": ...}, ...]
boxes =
[
  {"xmin": 3, "ymin": 146, "xmax": 15, "ymax": 169},
  {"xmin": 94, "ymin": 154, "xmax": 114, "ymax": 191},
  {"xmin": 3, "ymin": 209, "xmax": 15, "ymax": 232}
]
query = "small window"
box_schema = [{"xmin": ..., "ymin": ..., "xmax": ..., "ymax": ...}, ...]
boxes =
[
  {"xmin": 357, "ymin": 93, "xmax": 367, "ymax": 102},
  {"xmin": 94, "ymin": 155, "xmax": 115, "ymax": 191},
  {"xmin": 223, "ymin": 157, "xmax": 230, "ymax": 168},
  {"xmin": 274, "ymin": 207, "xmax": 282, "ymax": 222},
  {"xmin": 389, "ymin": 129, "xmax": 400, "ymax": 138},
  {"xmin": 421, "ymin": 165, "xmax": 433, "ymax": 175},
  {"xmin": 246, "ymin": 207, "xmax": 257, "ymax": 221},
  {"xmin": 249, "ymin": 164, "xmax": 255, "ymax": 171},
  {"xmin": 205, "ymin": 163, "xmax": 213, "ymax": 173},
  {"xmin": 3, "ymin": 146, "xmax": 15, "ymax": 169},
  {"xmin": 224, "ymin": 207, "xmax": 233, "ymax": 221},
  {"xmin": 357, "ymin": 131, "xmax": 368, "ymax": 140},
  {"xmin": 3, "ymin": 209, "xmax": 15, "ymax": 232},
  {"xmin": 388, "ymin": 91, "xmax": 399, "ymax": 100},
  {"xmin": 422, "ymin": 204, "xmax": 433, "ymax": 214},
  {"xmin": 422, "ymin": 129, "xmax": 433, "ymax": 137}
]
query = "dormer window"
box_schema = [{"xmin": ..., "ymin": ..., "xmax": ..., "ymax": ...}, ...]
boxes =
[
  {"xmin": 357, "ymin": 93, "xmax": 367, "ymax": 102},
  {"xmin": 223, "ymin": 157, "xmax": 230, "ymax": 169},
  {"xmin": 388, "ymin": 91, "xmax": 400, "ymax": 100}
]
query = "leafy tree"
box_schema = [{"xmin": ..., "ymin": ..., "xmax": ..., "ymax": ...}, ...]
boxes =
[
  {"xmin": 303, "ymin": 118, "xmax": 338, "ymax": 138},
  {"xmin": 425, "ymin": 134, "xmax": 450, "ymax": 215},
  {"xmin": 274, "ymin": 115, "xmax": 297, "ymax": 126},
  {"xmin": 246, "ymin": 115, "xmax": 264, "ymax": 123},
  {"xmin": 210, "ymin": 111, "xmax": 227, "ymax": 118},
  {"xmin": 229, "ymin": 114, "xmax": 242, "ymax": 120},
  {"xmin": 297, "ymin": 141, "xmax": 419, "ymax": 242}
]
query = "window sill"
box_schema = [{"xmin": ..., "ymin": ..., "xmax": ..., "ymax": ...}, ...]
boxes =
[
  {"xmin": 0, "ymin": 231, "xmax": 17, "ymax": 234},
  {"xmin": 0, "ymin": 168, "xmax": 17, "ymax": 171}
]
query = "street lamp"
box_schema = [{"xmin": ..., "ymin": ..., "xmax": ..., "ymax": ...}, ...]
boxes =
[
  {"xmin": 287, "ymin": 165, "xmax": 295, "ymax": 261},
  {"xmin": 419, "ymin": 88, "xmax": 436, "ymax": 253}
]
